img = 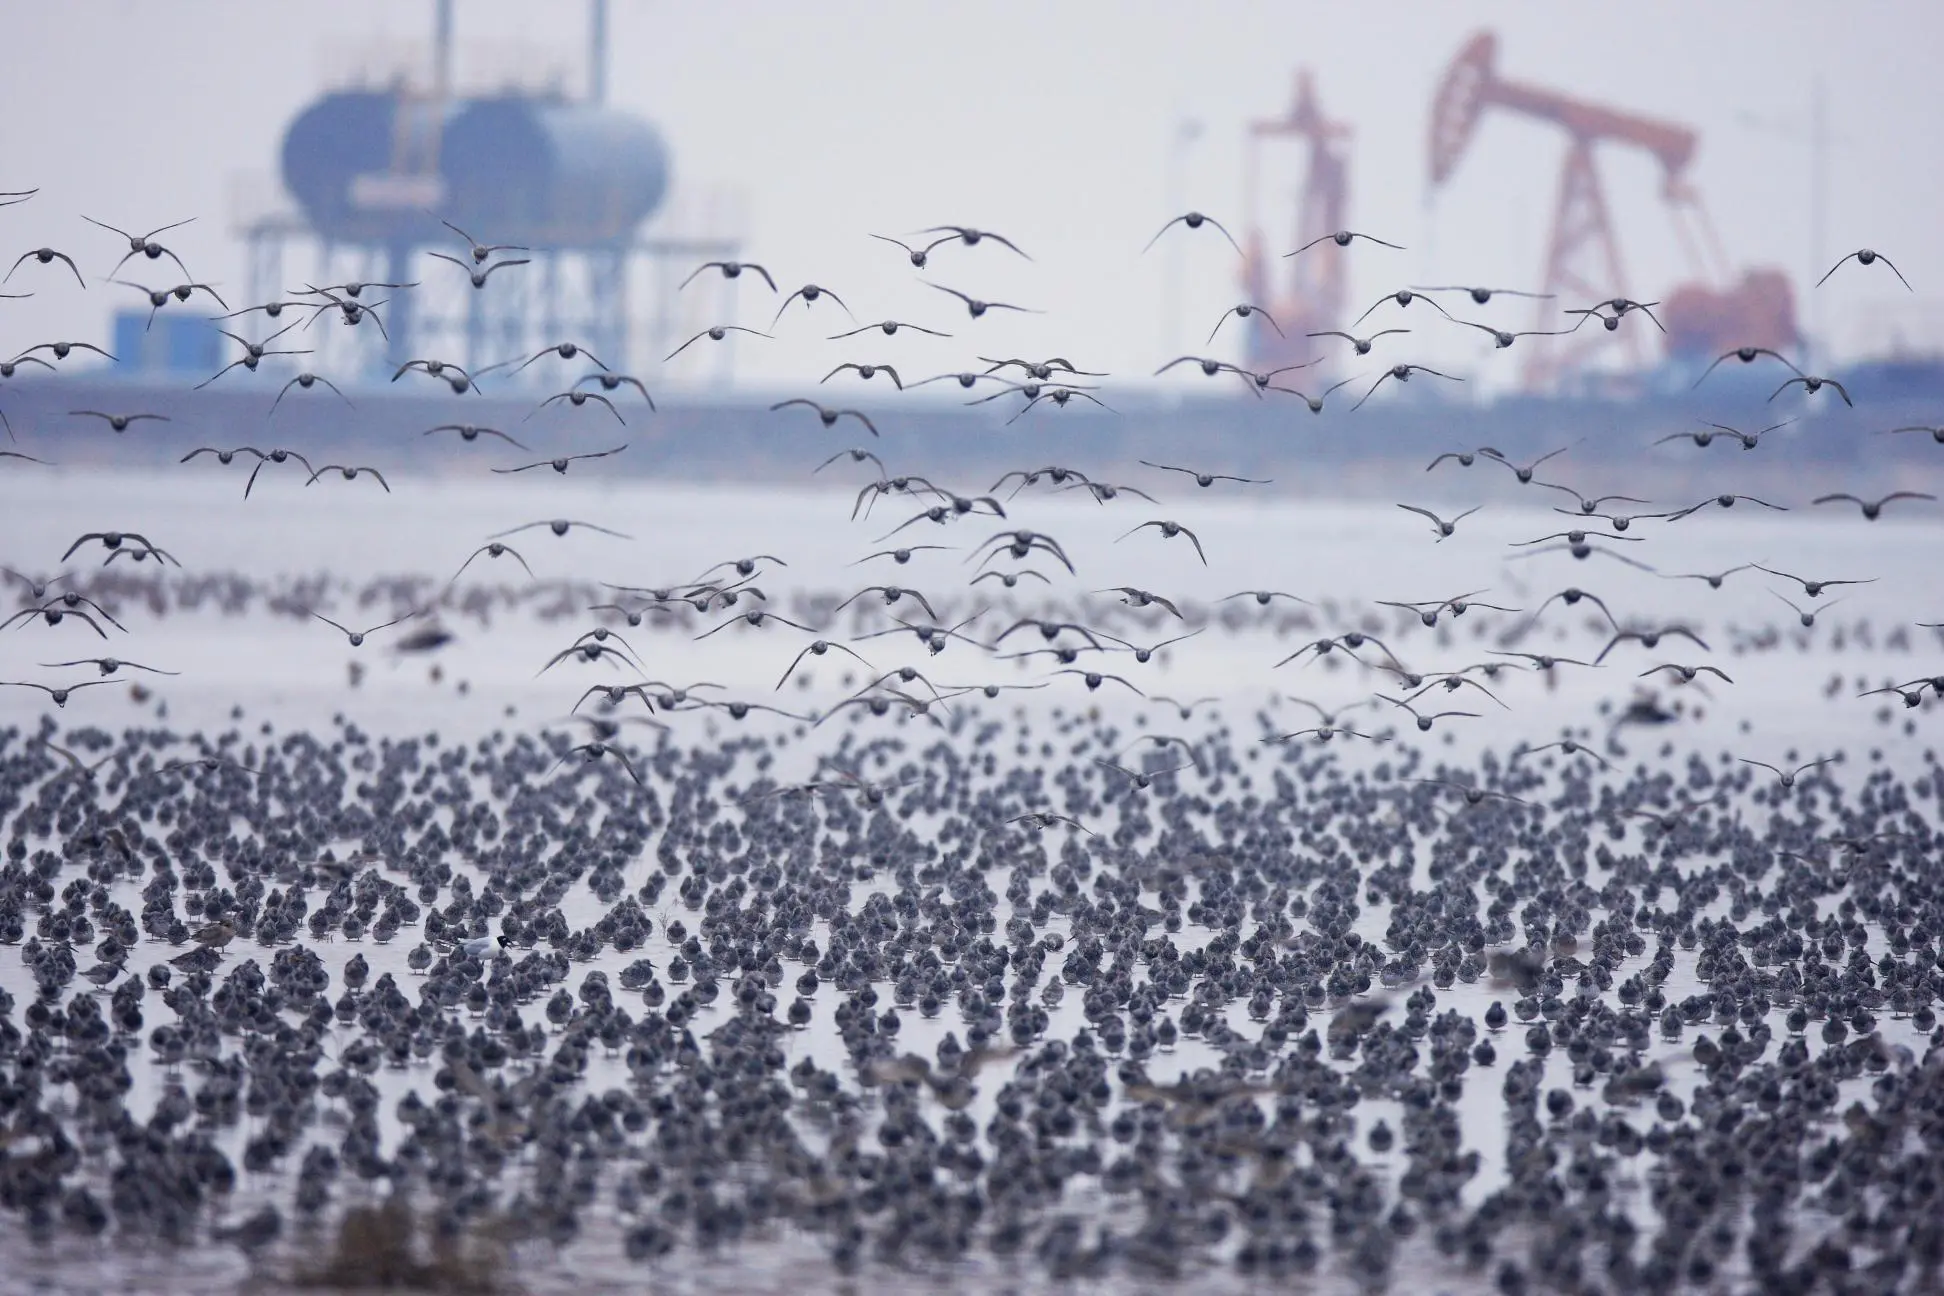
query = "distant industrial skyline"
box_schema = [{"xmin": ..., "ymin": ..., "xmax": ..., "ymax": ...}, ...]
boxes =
[{"xmin": 2, "ymin": 0, "xmax": 1939, "ymax": 390}]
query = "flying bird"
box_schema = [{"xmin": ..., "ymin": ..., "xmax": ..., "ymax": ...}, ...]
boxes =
[
  {"xmin": 1594, "ymin": 626, "xmax": 1711, "ymax": 663},
  {"xmin": 510, "ymin": 341, "xmax": 609, "ymax": 375},
  {"xmin": 1055, "ymin": 669, "xmax": 1145, "ymax": 697},
  {"xmin": 196, "ymin": 323, "xmax": 310, "ymax": 388},
  {"xmin": 492, "ymin": 445, "xmax": 629, "ymax": 476},
  {"xmin": 180, "ymin": 445, "xmax": 313, "ymax": 498},
  {"xmin": 1306, "ymin": 328, "xmax": 1408, "ymax": 357},
  {"xmin": 1738, "ymin": 756, "xmax": 1837, "ymax": 789},
  {"xmin": 693, "ymin": 609, "xmax": 820, "ymax": 642},
  {"xmin": 1354, "ymin": 365, "xmax": 1463, "ymax": 410},
  {"xmin": 1097, "ymin": 587, "xmax": 1183, "ymax": 619},
  {"xmin": 69, "ymin": 410, "xmax": 168, "ymax": 433},
  {"xmin": 5, "ymin": 247, "xmax": 86, "ymax": 289},
  {"xmin": 1772, "ymin": 590, "xmax": 1850, "ymax": 627},
  {"xmin": 1093, "ymin": 758, "xmax": 1192, "ymax": 790},
  {"xmin": 1378, "ymin": 695, "xmax": 1478, "ymax": 732},
  {"xmin": 771, "ymin": 399, "xmax": 878, "ymax": 437},
  {"xmin": 666, "ymin": 325, "xmax": 772, "ymax": 361},
  {"xmin": 17, "ymin": 340, "xmax": 115, "ymax": 365},
  {"xmin": 269, "ymin": 372, "xmax": 351, "ymax": 415},
  {"xmin": 1007, "ymin": 812, "xmax": 1093, "ymax": 835},
  {"xmin": 1655, "ymin": 419, "xmax": 1790, "ymax": 450},
  {"xmin": 60, "ymin": 531, "xmax": 178, "ymax": 566},
  {"xmin": 925, "ymin": 283, "xmax": 1040, "ymax": 319},
  {"xmin": 1690, "ymin": 346, "xmax": 1803, "ymax": 388},
  {"xmin": 1884, "ymin": 424, "xmax": 1944, "ymax": 443},
  {"xmin": 0, "ymin": 679, "xmax": 113, "ymax": 707},
  {"xmin": 816, "ymin": 447, "xmax": 887, "ymax": 477},
  {"xmin": 868, "ymin": 233, "xmax": 949, "ymax": 268},
  {"xmin": 304, "ymin": 607, "xmax": 424, "ymax": 648},
  {"xmin": 1451, "ymin": 318, "xmax": 1573, "ymax": 349},
  {"xmin": 823, "ymin": 362, "xmax": 904, "ymax": 390},
  {"xmin": 774, "ymin": 638, "xmax": 875, "ymax": 690},
  {"xmin": 1639, "ymin": 663, "xmax": 1733, "ymax": 686},
  {"xmin": 1117, "ymin": 520, "xmax": 1207, "ymax": 565},
  {"xmin": 1538, "ymin": 483, "xmax": 1654, "ymax": 515},
  {"xmin": 1155, "ymin": 355, "xmax": 1247, "ymax": 380},
  {"xmin": 1751, "ymin": 565, "xmax": 1874, "ymax": 597},
  {"xmin": 919, "ymin": 225, "xmax": 1031, "ymax": 259},
  {"xmin": 1220, "ymin": 589, "xmax": 1312, "ymax": 608},
  {"xmin": 427, "ymin": 251, "xmax": 529, "ymax": 288},
  {"xmin": 552, "ymin": 742, "xmax": 646, "ymax": 788},
  {"xmin": 1482, "ymin": 443, "xmax": 1576, "ymax": 484},
  {"xmin": 1664, "ymin": 493, "xmax": 1788, "ymax": 521},
  {"xmin": 2, "ymin": 600, "xmax": 118, "ymax": 638},
  {"xmin": 1206, "ymin": 304, "xmax": 1283, "ymax": 343},
  {"xmin": 1286, "ymin": 230, "xmax": 1404, "ymax": 256},
  {"xmin": 678, "ymin": 261, "xmax": 777, "ymax": 292},
  {"xmin": 1565, "ymin": 298, "xmax": 1665, "ymax": 332},
  {"xmin": 490, "ymin": 519, "xmax": 634, "ymax": 541},
  {"xmin": 827, "ymin": 319, "xmax": 951, "ymax": 341},
  {"xmin": 1349, "ymin": 289, "xmax": 1453, "ymax": 330},
  {"xmin": 1510, "ymin": 740, "xmax": 1611, "ymax": 768},
  {"xmin": 1377, "ymin": 590, "xmax": 1518, "ymax": 627},
  {"xmin": 449, "ymin": 543, "xmax": 535, "ymax": 584},
  {"xmin": 1661, "ymin": 564, "xmax": 1755, "ymax": 591},
  {"xmin": 1425, "ymin": 447, "xmax": 1501, "ymax": 472},
  {"xmin": 1411, "ymin": 284, "xmax": 1551, "ymax": 305},
  {"xmin": 1817, "ymin": 248, "xmax": 1910, "ymax": 291},
  {"xmin": 851, "ymin": 545, "xmax": 950, "ymax": 567},
  {"xmin": 1007, "ymin": 388, "xmax": 1110, "ymax": 423},
  {"xmin": 39, "ymin": 656, "xmax": 177, "ymax": 677},
  {"xmin": 1144, "ymin": 211, "xmax": 1243, "ymax": 256},
  {"xmin": 112, "ymin": 279, "xmax": 225, "ymax": 329},
  {"xmin": 1265, "ymin": 373, "xmax": 1364, "ymax": 413},
  {"xmin": 1396, "ymin": 503, "xmax": 1481, "ymax": 540},
  {"xmin": 1811, "ymin": 492, "xmax": 1933, "ymax": 521},
  {"xmin": 1769, "ymin": 374, "xmax": 1853, "ymax": 406},
  {"xmin": 422, "ymin": 424, "xmax": 527, "ymax": 450},
  {"xmin": 574, "ymin": 372, "xmax": 656, "ymax": 408},
  {"xmin": 303, "ymin": 464, "xmax": 389, "ymax": 492},
  {"xmin": 771, "ymin": 283, "xmax": 856, "ymax": 328},
  {"xmin": 393, "ymin": 357, "xmax": 475, "ymax": 388},
  {"xmin": 441, "ymin": 220, "xmax": 528, "ymax": 263},
  {"xmin": 81, "ymin": 214, "xmax": 193, "ymax": 277},
  {"xmin": 1138, "ymin": 460, "xmax": 1269, "ymax": 488},
  {"xmin": 532, "ymin": 390, "xmax": 625, "ymax": 423}
]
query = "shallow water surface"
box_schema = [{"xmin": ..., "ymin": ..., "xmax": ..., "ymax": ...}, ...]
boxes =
[{"xmin": 1, "ymin": 471, "xmax": 1939, "ymax": 1295}]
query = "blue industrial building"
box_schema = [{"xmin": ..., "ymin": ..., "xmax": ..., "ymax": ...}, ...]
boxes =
[
  {"xmin": 242, "ymin": 0, "xmax": 737, "ymax": 383},
  {"xmin": 110, "ymin": 313, "xmax": 223, "ymax": 378}
]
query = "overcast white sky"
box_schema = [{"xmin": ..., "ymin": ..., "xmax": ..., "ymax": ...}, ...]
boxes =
[{"xmin": 2, "ymin": 1, "xmax": 1940, "ymax": 390}]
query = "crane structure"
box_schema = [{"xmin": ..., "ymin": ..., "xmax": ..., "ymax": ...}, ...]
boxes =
[
  {"xmin": 1240, "ymin": 71, "xmax": 1351, "ymax": 380},
  {"xmin": 1428, "ymin": 31, "xmax": 1796, "ymax": 391}
]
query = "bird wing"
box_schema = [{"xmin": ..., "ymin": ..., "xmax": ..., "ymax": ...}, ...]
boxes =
[
  {"xmin": 1141, "ymin": 216, "xmax": 1187, "ymax": 253},
  {"xmin": 1814, "ymin": 253, "xmax": 1857, "ymax": 287},
  {"xmin": 1352, "ymin": 372, "xmax": 1395, "ymax": 410}
]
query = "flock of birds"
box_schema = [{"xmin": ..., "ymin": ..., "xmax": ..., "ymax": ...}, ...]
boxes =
[{"xmin": 2, "ymin": 177, "xmax": 1944, "ymax": 1296}]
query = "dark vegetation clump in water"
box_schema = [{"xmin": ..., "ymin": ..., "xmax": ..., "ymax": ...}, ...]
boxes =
[{"xmin": 291, "ymin": 1197, "xmax": 514, "ymax": 1293}]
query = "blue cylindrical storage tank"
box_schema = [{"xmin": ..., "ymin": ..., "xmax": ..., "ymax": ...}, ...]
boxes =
[
  {"xmin": 440, "ymin": 97, "xmax": 670, "ymax": 248},
  {"xmin": 280, "ymin": 91, "xmax": 458, "ymax": 245}
]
